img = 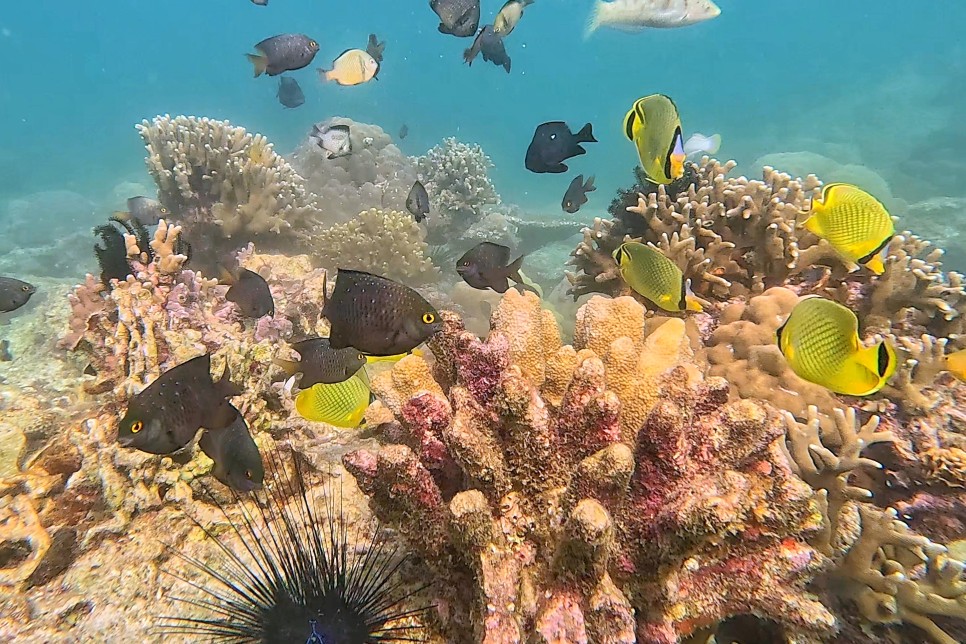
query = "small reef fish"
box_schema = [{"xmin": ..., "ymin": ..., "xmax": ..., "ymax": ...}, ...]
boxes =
[
  {"xmin": 366, "ymin": 33, "xmax": 386, "ymax": 65},
  {"xmin": 562, "ymin": 174, "xmax": 596, "ymax": 213},
  {"xmin": 776, "ymin": 296, "xmax": 897, "ymax": 396},
  {"xmin": 613, "ymin": 241, "xmax": 702, "ymax": 312},
  {"xmin": 525, "ymin": 121, "xmax": 597, "ymax": 174},
  {"xmin": 117, "ymin": 353, "xmax": 242, "ymax": 454},
  {"xmin": 0, "ymin": 277, "xmax": 36, "ymax": 313},
  {"xmin": 463, "ymin": 26, "xmax": 511, "ymax": 73},
  {"xmin": 683, "ymin": 132, "xmax": 721, "ymax": 159},
  {"xmin": 431, "ymin": 0, "xmax": 481, "ymax": 37},
  {"xmin": 311, "ymin": 123, "xmax": 352, "ymax": 159},
  {"xmin": 494, "ymin": 0, "xmax": 535, "ymax": 36},
  {"xmin": 114, "ymin": 196, "xmax": 168, "ymax": 226},
  {"xmin": 319, "ymin": 49, "xmax": 379, "ymax": 86},
  {"xmin": 223, "ymin": 267, "xmax": 274, "ymax": 318},
  {"xmin": 586, "ymin": 0, "xmax": 721, "ymax": 36},
  {"xmin": 251, "ymin": 0, "xmax": 268, "ymax": 5},
  {"xmin": 323, "ymin": 269, "xmax": 442, "ymax": 356},
  {"xmin": 800, "ymin": 183, "xmax": 895, "ymax": 275},
  {"xmin": 457, "ymin": 242, "xmax": 525, "ymax": 293},
  {"xmin": 247, "ymin": 34, "xmax": 320, "ymax": 77},
  {"xmin": 624, "ymin": 94, "xmax": 686, "ymax": 185},
  {"xmin": 399, "ymin": 124, "xmax": 409, "ymax": 140},
  {"xmin": 945, "ymin": 348, "xmax": 966, "ymax": 382},
  {"xmin": 94, "ymin": 219, "xmax": 133, "ymax": 284},
  {"xmin": 294, "ymin": 372, "xmax": 373, "ymax": 427},
  {"xmin": 274, "ymin": 337, "xmax": 367, "ymax": 387},
  {"xmin": 277, "ymin": 76, "xmax": 305, "ymax": 109},
  {"xmin": 406, "ymin": 180, "xmax": 430, "ymax": 223},
  {"xmin": 198, "ymin": 406, "xmax": 264, "ymax": 492}
]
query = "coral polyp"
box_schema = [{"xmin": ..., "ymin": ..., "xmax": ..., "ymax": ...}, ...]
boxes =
[{"xmin": 160, "ymin": 454, "xmax": 429, "ymax": 643}]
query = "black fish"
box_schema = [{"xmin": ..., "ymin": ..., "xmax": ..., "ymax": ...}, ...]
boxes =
[
  {"xmin": 456, "ymin": 242, "xmax": 525, "ymax": 293},
  {"xmin": 430, "ymin": 0, "xmax": 480, "ymax": 37},
  {"xmin": 406, "ymin": 180, "xmax": 430, "ymax": 223},
  {"xmin": 366, "ymin": 33, "xmax": 386, "ymax": 64},
  {"xmin": 117, "ymin": 354, "xmax": 241, "ymax": 454},
  {"xmin": 274, "ymin": 337, "xmax": 366, "ymax": 387},
  {"xmin": 322, "ymin": 269, "xmax": 441, "ymax": 356},
  {"xmin": 463, "ymin": 26, "xmax": 511, "ymax": 73},
  {"xmin": 0, "ymin": 277, "xmax": 36, "ymax": 313},
  {"xmin": 525, "ymin": 121, "xmax": 597, "ymax": 174},
  {"xmin": 199, "ymin": 407, "xmax": 264, "ymax": 492},
  {"xmin": 247, "ymin": 34, "xmax": 320, "ymax": 77},
  {"xmin": 115, "ymin": 196, "xmax": 168, "ymax": 226},
  {"xmin": 93, "ymin": 221, "xmax": 132, "ymax": 284},
  {"xmin": 399, "ymin": 124, "xmax": 409, "ymax": 140},
  {"xmin": 562, "ymin": 174, "xmax": 596, "ymax": 213},
  {"xmin": 277, "ymin": 76, "xmax": 305, "ymax": 108},
  {"xmin": 225, "ymin": 268, "xmax": 275, "ymax": 318}
]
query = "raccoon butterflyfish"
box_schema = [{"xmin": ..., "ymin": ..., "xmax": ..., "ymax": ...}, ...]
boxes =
[
  {"xmin": 623, "ymin": 94, "xmax": 686, "ymax": 185},
  {"xmin": 613, "ymin": 241, "xmax": 702, "ymax": 312}
]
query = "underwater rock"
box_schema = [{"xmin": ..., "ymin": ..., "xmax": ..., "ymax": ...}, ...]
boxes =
[
  {"xmin": 344, "ymin": 291, "xmax": 829, "ymax": 643},
  {"xmin": 0, "ymin": 420, "xmax": 26, "ymax": 479}
]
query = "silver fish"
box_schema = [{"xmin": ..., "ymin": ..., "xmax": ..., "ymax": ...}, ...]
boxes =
[
  {"xmin": 310, "ymin": 123, "xmax": 352, "ymax": 159},
  {"xmin": 586, "ymin": 0, "xmax": 720, "ymax": 36},
  {"xmin": 683, "ymin": 132, "xmax": 721, "ymax": 159},
  {"xmin": 494, "ymin": 0, "xmax": 534, "ymax": 36}
]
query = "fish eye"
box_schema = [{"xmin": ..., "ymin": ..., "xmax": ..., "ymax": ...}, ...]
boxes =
[
  {"xmin": 244, "ymin": 470, "xmax": 253, "ymax": 480},
  {"xmin": 160, "ymin": 206, "xmax": 168, "ymax": 213},
  {"xmin": 422, "ymin": 312, "xmax": 436, "ymax": 324},
  {"xmin": 21, "ymin": 285, "xmax": 30, "ymax": 292},
  {"xmin": 130, "ymin": 420, "xmax": 144, "ymax": 434},
  {"xmin": 310, "ymin": 40, "xmax": 318, "ymax": 48},
  {"xmin": 358, "ymin": 353, "xmax": 365, "ymax": 360}
]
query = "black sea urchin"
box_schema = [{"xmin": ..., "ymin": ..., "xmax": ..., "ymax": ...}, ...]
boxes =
[{"xmin": 160, "ymin": 454, "xmax": 428, "ymax": 643}]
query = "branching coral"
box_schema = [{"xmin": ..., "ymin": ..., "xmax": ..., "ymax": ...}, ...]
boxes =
[
  {"xmin": 137, "ymin": 115, "xmax": 320, "ymax": 257},
  {"xmin": 416, "ymin": 137, "xmax": 500, "ymax": 243},
  {"xmin": 291, "ymin": 117, "xmax": 418, "ymax": 226},
  {"xmin": 311, "ymin": 207, "xmax": 440, "ymax": 285},
  {"xmin": 344, "ymin": 291, "xmax": 830, "ymax": 643}
]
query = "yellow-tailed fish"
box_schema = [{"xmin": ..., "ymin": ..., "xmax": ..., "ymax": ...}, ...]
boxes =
[
  {"xmin": 318, "ymin": 49, "xmax": 379, "ymax": 86},
  {"xmin": 613, "ymin": 241, "xmax": 702, "ymax": 312},
  {"xmin": 776, "ymin": 296, "xmax": 897, "ymax": 396},
  {"xmin": 801, "ymin": 183, "xmax": 895, "ymax": 275},
  {"xmin": 623, "ymin": 94, "xmax": 686, "ymax": 185},
  {"xmin": 294, "ymin": 372, "xmax": 372, "ymax": 427},
  {"xmin": 945, "ymin": 348, "xmax": 966, "ymax": 382},
  {"xmin": 365, "ymin": 349, "xmax": 421, "ymax": 365}
]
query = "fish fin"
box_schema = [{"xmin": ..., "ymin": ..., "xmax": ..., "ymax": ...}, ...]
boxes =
[
  {"xmin": 575, "ymin": 122, "xmax": 597, "ymax": 143},
  {"xmin": 623, "ymin": 108, "xmax": 638, "ymax": 141},
  {"xmin": 272, "ymin": 358, "xmax": 300, "ymax": 378},
  {"xmin": 864, "ymin": 254, "xmax": 886, "ymax": 275},
  {"xmin": 246, "ymin": 53, "xmax": 268, "ymax": 78},
  {"xmin": 584, "ymin": 0, "xmax": 603, "ymax": 39},
  {"xmin": 685, "ymin": 297, "xmax": 704, "ymax": 312},
  {"xmin": 111, "ymin": 210, "xmax": 131, "ymax": 222},
  {"xmin": 218, "ymin": 265, "xmax": 236, "ymax": 285},
  {"xmin": 216, "ymin": 362, "xmax": 243, "ymax": 399},
  {"xmin": 207, "ymin": 400, "xmax": 239, "ymax": 431},
  {"xmin": 800, "ymin": 213, "xmax": 823, "ymax": 236},
  {"xmin": 506, "ymin": 254, "xmax": 526, "ymax": 285},
  {"xmin": 317, "ymin": 67, "xmax": 332, "ymax": 82},
  {"xmin": 584, "ymin": 175, "xmax": 596, "ymax": 192},
  {"xmin": 706, "ymin": 133, "xmax": 722, "ymax": 154}
]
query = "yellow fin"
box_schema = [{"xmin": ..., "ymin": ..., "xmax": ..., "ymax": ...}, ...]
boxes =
[
  {"xmin": 246, "ymin": 53, "xmax": 268, "ymax": 78},
  {"xmin": 946, "ymin": 349, "xmax": 966, "ymax": 382},
  {"xmin": 843, "ymin": 340, "xmax": 896, "ymax": 396}
]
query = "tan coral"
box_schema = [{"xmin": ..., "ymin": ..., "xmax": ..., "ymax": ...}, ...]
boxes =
[
  {"xmin": 922, "ymin": 446, "xmax": 966, "ymax": 488},
  {"xmin": 311, "ymin": 207, "xmax": 439, "ymax": 285}
]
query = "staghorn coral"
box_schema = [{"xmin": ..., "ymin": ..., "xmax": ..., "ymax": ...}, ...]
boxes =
[
  {"xmin": 311, "ymin": 207, "xmax": 440, "ymax": 286},
  {"xmin": 416, "ymin": 137, "xmax": 500, "ymax": 243},
  {"xmin": 291, "ymin": 117, "xmax": 418, "ymax": 226},
  {"xmin": 344, "ymin": 291, "xmax": 830, "ymax": 643},
  {"xmin": 137, "ymin": 115, "xmax": 320, "ymax": 260}
]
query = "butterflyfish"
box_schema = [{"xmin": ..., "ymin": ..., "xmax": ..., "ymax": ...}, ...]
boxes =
[{"xmin": 613, "ymin": 241, "xmax": 702, "ymax": 312}]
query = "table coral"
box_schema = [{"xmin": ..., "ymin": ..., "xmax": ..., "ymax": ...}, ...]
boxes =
[
  {"xmin": 137, "ymin": 115, "xmax": 320, "ymax": 258},
  {"xmin": 344, "ymin": 291, "xmax": 831, "ymax": 643},
  {"xmin": 311, "ymin": 207, "xmax": 440, "ymax": 286}
]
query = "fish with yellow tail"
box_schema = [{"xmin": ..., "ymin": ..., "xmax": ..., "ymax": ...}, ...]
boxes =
[
  {"xmin": 294, "ymin": 371, "xmax": 373, "ymax": 428},
  {"xmin": 776, "ymin": 296, "xmax": 897, "ymax": 396},
  {"xmin": 319, "ymin": 49, "xmax": 379, "ymax": 86},
  {"xmin": 944, "ymin": 348, "xmax": 966, "ymax": 382},
  {"xmin": 800, "ymin": 183, "xmax": 895, "ymax": 275},
  {"xmin": 586, "ymin": 0, "xmax": 720, "ymax": 37},
  {"xmin": 613, "ymin": 241, "xmax": 702, "ymax": 312},
  {"xmin": 623, "ymin": 94, "xmax": 686, "ymax": 185}
]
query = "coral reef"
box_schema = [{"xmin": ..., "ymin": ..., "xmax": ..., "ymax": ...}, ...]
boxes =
[
  {"xmin": 416, "ymin": 137, "xmax": 500, "ymax": 243},
  {"xmin": 291, "ymin": 117, "xmax": 418, "ymax": 226},
  {"xmin": 311, "ymin": 207, "xmax": 439, "ymax": 286},
  {"xmin": 344, "ymin": 291, "xmax": 831, "ymax": 643},
  {"xmin": 137, "ymin": 115, "xmax": 320, "ymax": 262}
]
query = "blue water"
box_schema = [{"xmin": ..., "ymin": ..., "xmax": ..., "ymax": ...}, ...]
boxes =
[{"xmin": 1, "ymin": 1, "xmax": 964, "ymax": 218}]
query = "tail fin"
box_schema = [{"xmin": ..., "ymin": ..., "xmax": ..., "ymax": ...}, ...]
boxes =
[
  {"xmin": 706, "ymin": 133, "xmax": 722, "ymax": 154},
  {"xmin": 584, "ymin": 175, "xmax": 597, "ymax": 192},
  {"xmin": 317, "ymin": 67, "xmax": 332, "ymax": 82},
  {"xmin": 584, "ymin": 1, "xmax": 604, "ymax": 39},
  {"xmin": 507, "ymin": 254, "xmax": 526, "ymax": 285},
  {"xmin": 246, "ymin": 53, "xmax": 268, "ymax": 78},
  {"xmin": 575, "ymin": 122, "xmax": 597, "ymax": 143}
]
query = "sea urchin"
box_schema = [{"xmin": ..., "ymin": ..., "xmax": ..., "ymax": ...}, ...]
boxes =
[{"xmin": 160, "ymin": 453, "xmax": 428, "ymax": 643}]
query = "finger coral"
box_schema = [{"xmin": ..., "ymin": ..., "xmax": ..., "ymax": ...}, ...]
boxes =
[
  {"xmin": 344, "ymin": 291, "xmax": 831, "ymax": 643},
  {"xmin": 311, "ymin": 207, "xmax": 440, "ymax": 286}
]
